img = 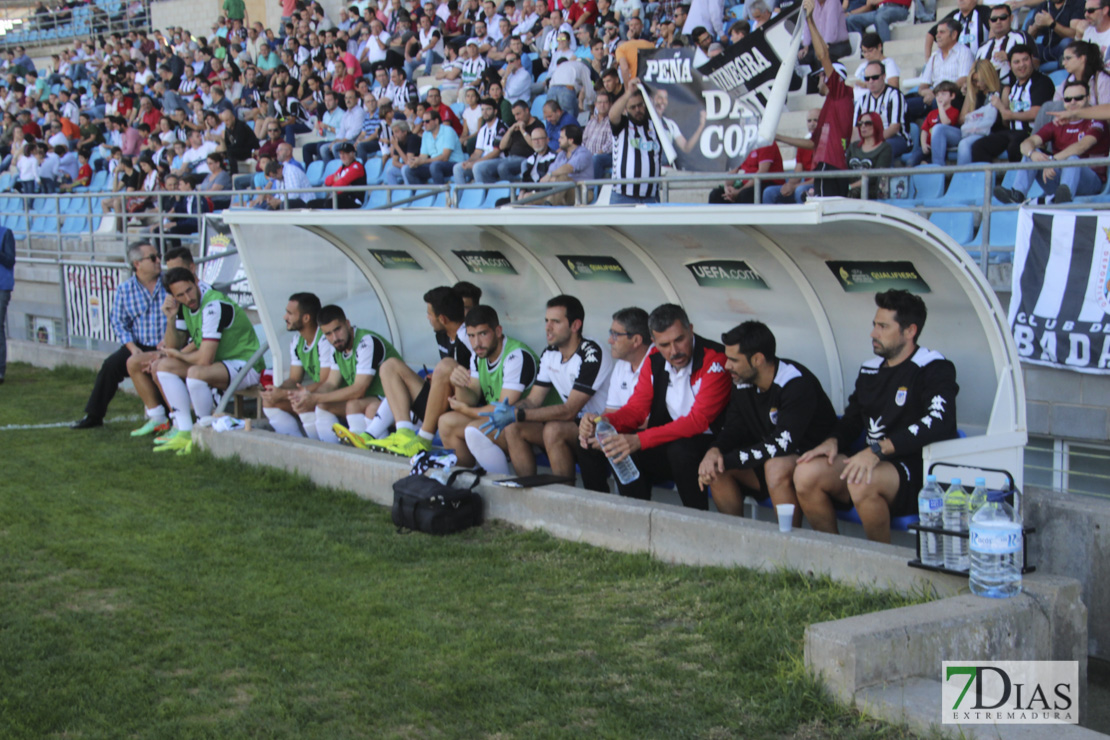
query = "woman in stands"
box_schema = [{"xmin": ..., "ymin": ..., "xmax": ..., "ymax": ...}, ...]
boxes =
[
  {"xmin": 1055, "ymin": 41, "xmax": 1110, "ymax": 106},
  {"xmin": 926, "ymin": 59, "xmax": 1004, "ymax": 166},
  {"xmin": 126, "ymin": 154, "xmax": 161, "ymax": 225},
  {"xmin": 14, "ymin": 141, "xmax": 38, "ymax": 194},
  {"xmin": 459, "ymin": 87, "xmax": 482, "ymax": 145},
  {"xmin": 847, "ymin": 112, "xmax": 892, "ymax": 200},
  {"xmin": 98, "ymin": 155, "xmax": 139, "ymax": 232},
  {"xmin": 197, "ymin": 152, "xmax": 232, "ymax": 210}
]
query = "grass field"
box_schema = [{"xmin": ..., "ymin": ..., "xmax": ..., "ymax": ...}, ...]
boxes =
[{"xmin": 0, "ymin": 363, "xmax": 932, "ymax": 739}]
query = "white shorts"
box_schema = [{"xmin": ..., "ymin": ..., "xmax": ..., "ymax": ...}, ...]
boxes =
[{"xmin": 222, "ymin": 359, "xmax": 261, "ymax": 391}]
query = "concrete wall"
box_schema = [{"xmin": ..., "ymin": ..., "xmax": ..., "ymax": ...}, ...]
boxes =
[
  {"xmin": 1025, "ymin": 488, "xmax": 1110, "ymax": 660},
  {"xmin": 1025, "ymin": 364, "xmax": 1110, "ymax": 443}
]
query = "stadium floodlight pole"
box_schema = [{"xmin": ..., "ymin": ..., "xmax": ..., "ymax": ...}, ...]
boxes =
[{"xmin": 756, "ymin": 6, "xmax": 805, "ymax": 149}]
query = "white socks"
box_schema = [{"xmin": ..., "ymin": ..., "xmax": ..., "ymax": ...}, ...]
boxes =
[
  {"xmin": 464, "ymin": 426, "xmax": 512, "ymax": 475},
  {"xmin": 298, "ymin": 412, "xmax": 319, "ymax": 439},
  {"xmin": 186, "ymin": 377, "xmax": 215, "ymax": 418},
  {"xmin": 157, "ymin": 371, "xmax": 194, "ymax": 432},
  {"xmin": 346, "ymin": 414, "xmax": 368, "ymax": 434},
  {"xmin": 263, "ymin": 407, "xmax": 305, "ymax": 437},
  {"xmin": 145, "ymin": 405, "xmax": 167, "ymax": 422},
  {"xmin": 366, "ymin": 397, "xmax": 395, "ymax": 439},
  {"xmin": 315, "ymin": 409, "xmax": 340, "ymax": 443}
]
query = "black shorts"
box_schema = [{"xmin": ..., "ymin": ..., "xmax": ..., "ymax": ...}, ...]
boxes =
[
  {"xmin": 410, "ymin": 377, "xmax": 432, "ymax": 422},
  {"xmin": 831, "ymin": 456, "xmax": 920, "ymax": 517}
]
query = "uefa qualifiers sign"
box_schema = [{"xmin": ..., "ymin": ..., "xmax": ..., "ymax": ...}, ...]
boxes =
[{"xmin": 942, "ymin": 661, "xmax": 1078, "ymax": 724}]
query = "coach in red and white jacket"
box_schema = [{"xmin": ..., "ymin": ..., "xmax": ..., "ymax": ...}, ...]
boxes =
[
  {"xmin": 578, "ymin": 304, "xmax": 731, "ymax": 510},
  {"xmin": 306, "ymin": 142, "xmax": 367, "ymax": 209}
]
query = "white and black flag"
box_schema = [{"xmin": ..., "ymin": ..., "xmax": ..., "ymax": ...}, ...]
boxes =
[
  {"xmin": 1009, "ymin": 208, "xmax": 1110, "ymax": 373},
  {"xmin": 63, "ymin": 263, "xmax": 125, "ymax": 341}
]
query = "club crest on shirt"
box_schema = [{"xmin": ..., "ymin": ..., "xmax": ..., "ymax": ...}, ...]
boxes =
[
  {"xmin": 769, "ymin": 407, "xmax": 778, "ymax": 425},
  {"xmin": 895, "ymin": 386, "xmax": 907, "ymax": 407}
]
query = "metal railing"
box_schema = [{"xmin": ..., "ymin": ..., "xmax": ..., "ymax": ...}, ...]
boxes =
[{"xmin": 9, "ymin": 155, "xmax": 1110, "ymax": 274}]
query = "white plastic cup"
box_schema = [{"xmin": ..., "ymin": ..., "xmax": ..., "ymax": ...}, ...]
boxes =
[{"xmin": 776, "ymin": 503, "xmax": 795, "ymax": 533}]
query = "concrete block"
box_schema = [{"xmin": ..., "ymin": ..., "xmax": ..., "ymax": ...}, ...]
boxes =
[
  {"xmin": 1050, "ymin": 404, "xmax": 1108, "ymax": 442},
  {"xmin": 1081, "ymin": 376, "xmax": 1110, "ymax": 408},
  {"xmin": 482, "ymin": 483, "xmax": 652, "ymax": 554},
  {"xmin": 646, "ymin": 505, "xmax": 968, "ymax": 598},
  {"xmin": 1027, "ymin": 401, "xmax": 1051, "ymax": 435},
  {"xmin": 856, "ymin": 678, "xmax": 1106, "ymax": 740},
  {"xmin": 8, "ymin": 339, "xmax": 107, "ymax": 371},
  {"xmin": 1027, "ymin": 366, "xmax": 1087, "ymax": 404},
  {"xmin": 1025, "ymin": 487, "xmax": 1110, "ymax": 660},
  {"xmin": 805, "ymin": 574, "xmax": 1087, "ymax": 721}
]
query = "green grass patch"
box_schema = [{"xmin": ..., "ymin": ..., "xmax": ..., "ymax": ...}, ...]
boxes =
[{"xmin": 0, "ymin": 363, "xmax": 932, "ymax": 739}]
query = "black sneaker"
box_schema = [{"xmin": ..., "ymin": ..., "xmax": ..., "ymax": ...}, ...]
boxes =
[
  {"xmin": 1055, "ymin": 185, "xmax": 1073, "ymax": 204},
  {"xmin": 71, "ymin": 415, "xmax": 103, "ymax": 429},
  {"xmin": 993, "ymin": 186, "xmax": 1019, "ymax": 204}
]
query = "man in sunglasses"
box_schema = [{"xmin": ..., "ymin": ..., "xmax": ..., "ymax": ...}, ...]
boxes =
[
  {"xmin": 853, "ymin": 60, "xmax": 910, "ymax": 159},
  {"xmin": 1076, "ymin": 0, "xmax": 1110, "ymax": 53},
  {"xmin": 995, "ymin": 79, "xmax": 1109, "ymax": 204},
  {"xmin": 975, "ymin": 6, "xmax": 1033, "ymax": 86},
  {"xmin": 73, "ymin": 242, "xmax": 169, "ymax": 430}
]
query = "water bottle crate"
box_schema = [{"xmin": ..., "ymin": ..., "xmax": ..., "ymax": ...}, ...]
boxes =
[{"xmin": 906, "ymin": 523, "xmax": 1037, "ymax": 576}]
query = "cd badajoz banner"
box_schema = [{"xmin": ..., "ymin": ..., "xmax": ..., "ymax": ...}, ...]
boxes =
[
  {"xmin": 1009, "ymin": 208, "xmax": 1110, "ymax": 374},
  {"xmin": 637, "ymin": 3, "xmax": 801, "ymax": 172}
]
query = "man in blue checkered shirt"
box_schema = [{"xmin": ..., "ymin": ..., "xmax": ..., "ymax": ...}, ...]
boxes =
[{"xmin": 72, "ymin": 242, "xmax": 168, "ymax": 430}]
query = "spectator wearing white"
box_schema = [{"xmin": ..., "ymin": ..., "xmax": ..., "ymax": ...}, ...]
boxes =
[
  {"xmin": 1075, "ymin": 0, "xmax": 1110, "ymax": 58},
  {"xmin": 359, "ymin": 19, "xmax": 391, "ymax": 66},
  {"xmin": 405, "ymin": 13, "xmax": 446, "ymax": 79},
  {"xmin": 925, "ymin": 0, "xmax": 991, "ymax": 58},
  {"xmin": 435, "ymin": 44, "xmax": 466, "ymax": 90},
  {"xmin": 459, "ymin": 40, "xmax": 489, "ymax": 87},
  {"xmin": 851, "ymin": 33, "xmax": 901, "ymax": 100},
  {"xmin": 321, "ymin": 89, "xmax": 369, "ymax": 163},
  {"xmin": 501, "ymin": 49, "xmax": 532, "ymax": 103},
  {"xmin": 483, "ymin": 0, "xmax": 507, "ymax": 39},
  {"xmin": 179, "ymin": 129, "xmax": 219, "ymax": 177},
  {"xmin": 548, "ymin": 55, "xmax": 595, "ymax": 118},
  {"xmin": 853, "ymin": 61, "xmax": 909, "ymax": 158},
  {"xmin": 277, "ymin": 142, "xmax": 312, "ymax": 200},
  {"xmin": 1053, "ymin": 41, "xmax": 1110, "ymax": 108},
  {"xmin": 917, "ymin": 18, "xmax": 974, "ymax": 110},
  {"xmin": 455, "ymin": 96, "xmax": 506, "ymax": 184}
]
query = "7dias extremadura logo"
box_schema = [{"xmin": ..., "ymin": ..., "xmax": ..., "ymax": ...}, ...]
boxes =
[{"xmin": 942, "ymin": 661, "xmax": 1078, "ymax": 724}]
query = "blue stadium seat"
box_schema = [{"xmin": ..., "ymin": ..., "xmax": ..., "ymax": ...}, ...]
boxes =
[
  {"xmin": 910, "ymin": 166, "xmax": 944, "ymax": 201},
  {"xmin": 938, "ymin": 170, "xmax": 988, "ymax": 205},
  {"xmin": 481, "ymin": 185, "xmax": 510, "ymax": 208},
  {"xmin": 1048, "ymin": 68, "xmax": 1070, "ymax": 85},
  {"xmin": 363, "ymin": 157, "xmax": 383, "ymax": 184},
  {"xmin": 387, "ymin": 188, "xmax": 412, "ymax": 207},
  {"xmin": 455, "ymin": 187, "xmax": 486, "ymax": 209},
  {"xmin": 530, "ymin": 94, "xmax": 547, "ymax": 119},
  {"xmin": 87, "ymin": 169, "xmax": 109, "ymax": 192},
  {"xmin": 431, "ymin": 191, "xmax": 448, "ymax": 207},
  {"xmin": 362, "ymin": 189, "xmax": 390, "ymax": 209},
  {"xmin": 0, "ymin": 173, "xmax": 14, "ymax": 191},
  {"xmin": 929, "ymin": 211, "xmax": 976, "ymax": 244},
  {"xmin": 405, "ymin": 190, "xmax": 436, "ymax": 207},
  {"xmin": 322, "ymin": 159, "xmax": 342, "ymax": 180},
  {"xmin": 305, "ymin": 160, "xmax": 325, "ymax": 186}
]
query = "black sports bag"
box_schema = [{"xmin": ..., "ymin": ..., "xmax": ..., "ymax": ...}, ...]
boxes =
[{"xmin": 391, "ymin": 467, "xmax": 484, "ymax": 535}]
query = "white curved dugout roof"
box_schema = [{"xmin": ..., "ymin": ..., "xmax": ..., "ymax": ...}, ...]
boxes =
[{"xmin": 222, "ymin": 201, "xmax": 1027, "ymax": 486}]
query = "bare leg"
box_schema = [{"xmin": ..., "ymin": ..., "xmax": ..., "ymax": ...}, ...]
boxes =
[
  {"xmin": 438, "ymin": 410, "xmax": 476, "ymax": 466},
  {"xmin": 127, "ymin": 351, "xmax": 165, "ymax": 410},
  {"xmin": 376, "ymin": 357, "xmax": 426, "ymax": 423},
  {"xmin": 793, "ymin": 455, "xmax": 852, "ymax": 535},
  {"xmin": 420, "ymin": 357, "xmax": 458, "ymax": 434},
  {"xmin": 764, "ymin": 455, "xmax": 803, "ymax": 528},
  {"xmin": 707, "ymin": 468, "xmax": 760, "ymax": 516},
  {"xmin": 503, "ymin": 420, "xmax": 545, "ymax": 477},
  {"xmin": 542, "ymin": 420, "xmax": 581, "ymax": 479},
  {"xmin": 847, "ymin": 463, "xmax": 902, "ymax": 544}
]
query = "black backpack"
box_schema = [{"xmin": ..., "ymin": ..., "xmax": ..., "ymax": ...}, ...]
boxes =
[{"xmin": 391, "ymin": 467, "xmax": 484, "ymax": 535}]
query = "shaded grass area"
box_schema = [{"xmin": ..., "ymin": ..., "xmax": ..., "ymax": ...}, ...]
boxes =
[{"xmin": 1, "ymin": 363, "xmax": 931, "ymax": 739}]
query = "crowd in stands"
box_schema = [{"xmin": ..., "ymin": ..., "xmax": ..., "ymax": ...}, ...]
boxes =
[{"xmin": 722, "ymin": 0, "xmax": 1110, "ymax": 206}]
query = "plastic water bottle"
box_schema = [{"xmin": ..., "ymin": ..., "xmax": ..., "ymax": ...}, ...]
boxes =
[
  {"xmin": 595, "ymin": 417, "xmax": 639, "ymax": 485},
  {"xmin": 916, "ymin": 475, "xmax": 944, "ymax": 567},
  {"xmin": 968, "ymin": 477, "xmax": 989, "ymax": 516},
  {"xmin": 969, "ymin": 491, "xmax": 1023, "ymax": 598},
  {"xmin": 943, "ymin": 478, "xmax": 969, "ymax": 572}
]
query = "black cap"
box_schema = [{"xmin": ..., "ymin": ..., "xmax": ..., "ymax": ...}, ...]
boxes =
[{"xmin": 336, "ymin": 141, "xmax": 356, "ymax": 153}]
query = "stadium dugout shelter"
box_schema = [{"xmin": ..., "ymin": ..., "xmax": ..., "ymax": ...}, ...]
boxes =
[{"xmin": 220, "ymin": 200, "xmax": 1026, "ymax": 490}]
